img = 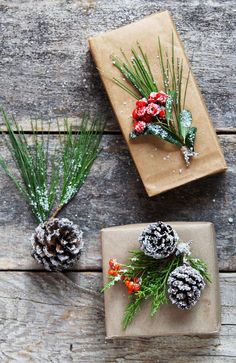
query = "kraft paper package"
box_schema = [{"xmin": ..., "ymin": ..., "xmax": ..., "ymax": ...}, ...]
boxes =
[
  {"xmin": 89, "ymin": 11, "xmax": 227, "ymax": 197},
  {"xmin": 102, "ymin": 222, "xmax": 220, "ymax": 338}
]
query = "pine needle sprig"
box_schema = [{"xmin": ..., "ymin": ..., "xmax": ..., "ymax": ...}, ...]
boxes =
[
  {"xmin": 0, "ymin": 111, "xmax": 105, "ymax": 223},
  {"xmin": 0, "ymin": 110, "xmax": 57, "ymax": 222},
  {"xmin": 111, "ymin": 35, "xmax": 198, "ymax": 163},
  {"xmin": 55, "ymin": 115, "xmax": 104, "ymax": 216},
  {"xmin": 112, "ymin": 44, "xmax": 158, "ymax": 99}
]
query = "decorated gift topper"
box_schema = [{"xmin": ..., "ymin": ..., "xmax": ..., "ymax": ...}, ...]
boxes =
[
  {"xmin": 112, "ymin": 35, "xmax": 197, "ymax": 165},
  {"xmin": 0, "ymin": 111, "xmax": 104, "ymax": 271},
  {"xmin": 102, "ymin": 222, "xmax": 211, "ymax": 329}
]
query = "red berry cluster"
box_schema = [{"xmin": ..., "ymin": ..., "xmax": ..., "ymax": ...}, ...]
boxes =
[
  {"xmin": 108, "ymin": 258, "xmax": 141, "ymax": 295},
  {"xmin": 108, "ymin": 258, "xmax": 120, "ymax": 276},
  {"xmin": 124, "ymin": 277, "xmax": 141, "ymax": 294},
  {"xmin": 132, "ymin": 91, "xmax": 168, "ymax": 134}
]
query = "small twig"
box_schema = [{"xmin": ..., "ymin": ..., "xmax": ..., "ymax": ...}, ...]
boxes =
[{"xmin": 50, "ymin": 205, "xmax": 64, "ymax": 220}]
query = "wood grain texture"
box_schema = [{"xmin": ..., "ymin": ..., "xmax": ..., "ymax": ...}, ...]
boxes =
[
  {"xmin": 0, "ymin": 0, "xmax": 235, "ymax": 131},
  {"xmin": 0, "ymin": 271, "xmax": 235, "ymax": 363},
  {"xmin": 0, "ymin": 1, "xmax": 235, "ymax": 361},
  {"xmin": 0, "ymin": 134, "xmax": 235, "ymax": 271}
]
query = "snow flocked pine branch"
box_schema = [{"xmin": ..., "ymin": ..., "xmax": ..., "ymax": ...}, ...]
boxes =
[
  {"xmin": 111, "ymin": 34, "xmax": 198, "ymax": 166},
  {"xmin": 103, "ymin": 222, "xmax": 211, "ymax": 329},
  {"xmin": 0, "ymin": 110, "xmax": 105, "ymax": 271}
]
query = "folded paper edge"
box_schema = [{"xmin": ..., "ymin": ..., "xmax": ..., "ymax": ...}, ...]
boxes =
[{"xmin": 101, "ymin": 221, "xmax": 214, "ymax": 233}]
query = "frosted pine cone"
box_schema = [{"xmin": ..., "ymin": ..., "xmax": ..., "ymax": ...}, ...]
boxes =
[
  {"xmin": 31, "ymin": 218, "xmax": 83, "ymax": 271},
  {"xmin": 167, "ymin": 263, "xmax": 205, "ymax": 310},
  {"xmin": 139, "ymin": 222, "xmax": 178, "ymax": 259}
]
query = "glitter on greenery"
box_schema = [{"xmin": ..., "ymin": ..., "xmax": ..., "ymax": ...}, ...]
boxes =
[
  {"xmin": 0, "ymin": 110, "xmax": 105, "ymax": 223},
  {"xmin": 111, "ymin": 34, "xmax": 197, "ymax": 162},
  {"xmin": 102, "ymin": 249, "xmax": 211, "ymax": 330}
]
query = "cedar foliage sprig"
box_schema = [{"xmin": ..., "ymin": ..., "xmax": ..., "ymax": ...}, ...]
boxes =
[
  {"xmin": 103, "ymin": 250, "xmax": 211, "ymax": 329},
  {"xmin": 111, "ymin": 35, "xmax": 197, "ymax": 161},
  {"xmin": 0, "ymin": 110, "xmax": 105, "ymax": 223}
]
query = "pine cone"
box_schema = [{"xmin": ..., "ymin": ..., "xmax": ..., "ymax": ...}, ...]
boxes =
[
  {"xmin": 31, "ymin": 218, "xmax": 83, "ymax": 271},
  {"xmin": 139, "ymin": 222, "xmax": 178, "ymax": 259},
  {"xmin": 167, "ymin": 263, "xmax": 205, "ymax": 310}
]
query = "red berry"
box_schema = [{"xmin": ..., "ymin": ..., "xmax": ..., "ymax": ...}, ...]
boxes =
[
  {"xmin": 136, "ymin": 106, "xmax": 147, "ymax": 118},
  {"xmin": 159, "ymin": 108, "xmax": 166, "ymax": 119},
  {"xmin": 142, "ymin": 114, "xmax": 153, "ymax": 123},
  {"xmin": 133, "ymin": 283, "xmax": 140, "ymax": 292},
  {"xmin": 136, "ymin": 98, "xmax": 148, "ymax": 108},
  {"xmin": 108, "ymin": 268, "xmax": 115, "ymax": 276},
  {"xmin": 132, "ymin": 108, "xmax": 139, "ymax": 119},
  {"xmin": 133, "ymin": 121, "xmax": 146, "ymax": 133},
  {"xmin": 128, "ymin": 288, "xmax": 133, "ymax": 294},
  {"xmin": 109, "ymin": 258, "xmax": 115, "ymax": 268},
  {"xmin": 146, "ymin": 103, "xmax": 160, "ymax": 116},
  {"xmin": 133, "ymin": 277, "xmax": 139, "ymax": 283},
  {"xmin": 156, "ymin": 91, "xmax": 168, "ymax": 105},
  {"xmin": 109, "ymin": 258, "xmax": 120, "ymax": 270},
  {"xmin": 127, "ymin": 281, "xmax": 134, "ymax": 293},
  {"xmin": 148, "ymin": 92, "xmax": 158, "ymax": 103},
  {"xmin": 125, "ymin": 279, "xmax": 130, "ymax": 287}
]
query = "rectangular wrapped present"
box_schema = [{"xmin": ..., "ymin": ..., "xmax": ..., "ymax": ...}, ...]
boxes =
[
  {"xmin": 102, "ymin": 222, "xmax": 220, "ymax": 338},
  {"xmin": 89, "ymin": 11, "xmax": 227, "ymax": 196}
]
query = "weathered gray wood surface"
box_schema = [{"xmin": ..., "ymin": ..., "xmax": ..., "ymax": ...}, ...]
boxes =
[
  {"xmin": 0, "ymin": 0, "xmax": 235, "ymax": 131},
  {"xmin": 0, "ymin": 272, "xmax": 235, "ymax": 363},
  {"xmin": 0, "ymin": 0, "xmax": 235, "ymax": 362},
  {"xmin": 0, "ymin": 134, "xmax": 235, "ymax": 272}
]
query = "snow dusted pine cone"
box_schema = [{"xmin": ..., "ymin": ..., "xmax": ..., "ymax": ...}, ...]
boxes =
[
  {"xmin": 31, "ymin": 218, "xmax": 83, "ymax": 271},
  {"xmin": 139, "ymin": 222, "xmax": 179, "ymax": 259},
  {"xmin": 167, "ymin": 263, "xmax": 205, "ymax": 310}
]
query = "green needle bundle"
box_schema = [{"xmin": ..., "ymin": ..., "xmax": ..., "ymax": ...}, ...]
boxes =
[{"xmin": 0, "ymin": 111, "xmax": 105, "ymax": 271}]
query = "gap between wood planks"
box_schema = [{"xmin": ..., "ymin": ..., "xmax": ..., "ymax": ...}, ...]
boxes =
[
  {"xmin": 1, "ymin": 129, "xmax": 236, "ymax": 136},
  {"xmin": 0, "ymin": 269, "xmax": 235, "ymax": 273}
]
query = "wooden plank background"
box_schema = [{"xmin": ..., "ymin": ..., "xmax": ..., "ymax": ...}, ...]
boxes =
[{"xmin": 0, "ymin": 0, "xmax": 235, "ymax": 362}]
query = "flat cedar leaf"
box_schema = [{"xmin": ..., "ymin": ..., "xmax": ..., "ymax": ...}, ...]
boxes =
[
  {"xmin": 129, "ymin": 131, "xmax": 138, "ymax": 139},
  {"xmin": 185, "ymin": 127, "xmax": 197, "ymax": 150},
  {"xmin": 145, "ymin": 124, "xmax": 182, "ymax": 146},
  {"xmin": 166, "ymin": 91, "xmax": 176, "ymax": 122},
  {"xmin": 130, "ymin": 124, "xmax": 182, "ymax": 146},
  {"xmin": 179, "ymin": 109, "xmax": 192, "ymax": 140}
]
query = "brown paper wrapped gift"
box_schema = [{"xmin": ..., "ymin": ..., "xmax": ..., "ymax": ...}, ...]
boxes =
[
  {"xmin": 89, "ymin": 11, "xmax": 227, "ymax": 197},
  {"xmin": 102, "ymin": 222, "xmax": 220, "ymax": 338}
]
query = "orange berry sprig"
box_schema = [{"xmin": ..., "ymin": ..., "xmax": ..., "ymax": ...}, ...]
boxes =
[
  {"xmin": 108, "ymin": 258, "xmax": 121, "ymax": 276},
  {"xmin": 124, "ymin": 277, "xmax": 141, "ymax": 294},
  {"xmin": 107, "ymin": 258, "xmax": 141, "ymax": 295}
]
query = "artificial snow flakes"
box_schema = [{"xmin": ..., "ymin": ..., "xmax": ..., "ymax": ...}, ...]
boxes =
[
  {"xmin": 168, "ymin": 263, "xmax": 205, "ymax": 309},
  {"xmin": 102, "ymin": 221, "xmax": 211, "ymax": 329},
  {"xmin": 139, "ymin": 221, "xmax": 178, "ymax": 259},
  {"xmin": 0, "ymin": 113, "xmax": 104, "ymax": 271},
  {"xmin": 31, "ymin": 218, "xmax": 83, "ymax": 271}
]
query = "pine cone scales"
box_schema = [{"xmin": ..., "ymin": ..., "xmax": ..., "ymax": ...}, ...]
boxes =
[
  {"xmin": 139, "ymin": 222, "xmax": 179, "ymax": 259},
  {"xmin": 167, "ymin": 263, "xmax": 205, "ymax": 310},
  {"xmin": 31, "ymin": 218, "xmax": 83, "ymax": 271}
]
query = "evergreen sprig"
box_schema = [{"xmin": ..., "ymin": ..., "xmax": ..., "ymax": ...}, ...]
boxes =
[
  {"xmin": 103, "ymin": 250, "xmax": 211, "ymax": 329},
  {"xmin": 111, "ymin": 35, "xmax": 197, "ymax": 162},
  {"xmin": 0, "ymin": 111, "xmax": 105, "ymax": 223}
]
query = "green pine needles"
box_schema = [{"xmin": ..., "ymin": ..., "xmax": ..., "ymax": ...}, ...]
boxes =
[
  {"xmin": 111, "ymin": 34, "xmax": 197, "ymax": 165},
  {"xmin": 0, "ymin": 111, "xmax": 105, "ymax": 223}
]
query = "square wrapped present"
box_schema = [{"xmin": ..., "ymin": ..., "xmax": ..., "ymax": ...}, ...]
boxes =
[
  {"xmin": 101, "ymin": 222, "xmax": 220, "ymax": 338},
  {"xmin": 89, "ymin": 11, "xmax": 227, "ymax": 196}
]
